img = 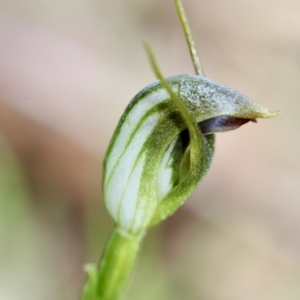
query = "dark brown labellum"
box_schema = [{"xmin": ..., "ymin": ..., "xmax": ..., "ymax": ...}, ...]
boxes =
[{"xmin": 199, "ymin": 116, "xmax": 257, "ymax": 134}]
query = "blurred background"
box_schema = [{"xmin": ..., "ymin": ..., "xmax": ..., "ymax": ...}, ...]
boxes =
[{"xmin": 0, "ymin": 0, "xmax": 299, "ymax": 299}]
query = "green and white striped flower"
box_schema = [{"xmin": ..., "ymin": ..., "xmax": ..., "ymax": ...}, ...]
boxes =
[{"xmin": 103, "ymin": 74, "xmax": 279, "ymax": 234}]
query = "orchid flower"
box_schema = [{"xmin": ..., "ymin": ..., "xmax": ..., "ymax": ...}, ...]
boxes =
[{"xmin": 81, "ymin": 1, "xmax": 279, "ymax": 299}]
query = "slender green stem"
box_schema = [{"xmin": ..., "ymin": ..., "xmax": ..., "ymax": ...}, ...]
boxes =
[
  {"xmin": 174, "ymin": 0, "xmax": 204, "ymax": 75},
  {"xmin": 81, "ymin": 227, "xmax": 144, "ymax": 300}
]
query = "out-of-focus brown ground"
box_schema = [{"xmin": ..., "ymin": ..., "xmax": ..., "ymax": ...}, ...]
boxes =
[{"xmin": 0, "ymin": 0, "xmax": 299, "ymax": 299}]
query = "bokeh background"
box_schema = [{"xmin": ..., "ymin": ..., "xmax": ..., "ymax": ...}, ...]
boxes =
[{"xmin": 1, "ymin": 0, "xmax": 299, "ymax": 299}]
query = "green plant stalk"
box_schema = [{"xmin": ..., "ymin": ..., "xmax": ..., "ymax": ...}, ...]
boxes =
[
  {"xmin": 82, "ymin": 227, "xmax": 144, "ymax": 300},
  {"xmin": 96, "ymin": 228, "xmax": 144, "ymax": 300},
  {"xmin": 174, "ymin": 0, "xmax": 204, "ymax": 75}
]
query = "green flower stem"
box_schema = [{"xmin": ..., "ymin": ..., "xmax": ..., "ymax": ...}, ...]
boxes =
[
  {"xmin": 174, "ymin": 0, "xmax": 204, "ymax": 75},
  {"xmin": 95, "ymin": 227, "xmax": 144, "ymax": 300},
  {"xmin": 81, "ymin": 227, "xmax": 144, "ymax": 300}
]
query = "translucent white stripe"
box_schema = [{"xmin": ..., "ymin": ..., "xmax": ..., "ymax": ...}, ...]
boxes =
[
  {"xmin": 105, "ymin": 88, "xmax": 168, "ymax": 179},
  {"xmin": 118, "ymin": 154, "xmax": 154, "ymax": 232},
  {"xmin": 105, "ymin": 113, "xmax": 159, "ymax": 226},
  {"xmin": 130, "ymin": 196, "xmax": 151, "ymax": 233}
]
